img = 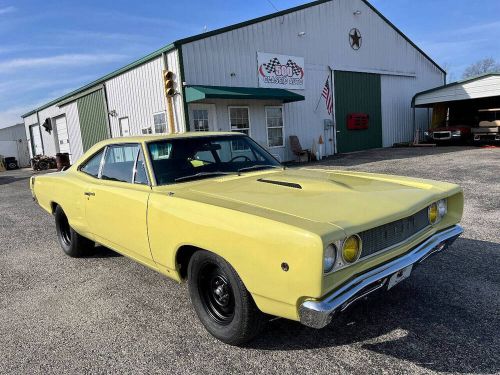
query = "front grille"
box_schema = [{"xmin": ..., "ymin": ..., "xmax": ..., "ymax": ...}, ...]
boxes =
[{"xmin": 359, "ymin": 208, "xmax": 429, "ymax": 258}]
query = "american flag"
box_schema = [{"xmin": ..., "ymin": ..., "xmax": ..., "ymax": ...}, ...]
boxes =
[{"xmin": 322, "ymin": 77, "xmax": 333, "ymax": 115}]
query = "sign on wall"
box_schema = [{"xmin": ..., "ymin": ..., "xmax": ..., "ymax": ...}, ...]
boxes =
[{"xmin": 257, "ymin": 52, "xmax": 305, "ymax": 90}]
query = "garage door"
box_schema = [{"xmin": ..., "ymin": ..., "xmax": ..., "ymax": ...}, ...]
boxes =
[
  {"xmin": 29, "ymin": 124, "xmax": 43, "ymax": 156},
  {"xmin": 334, "ymin": 71, "xmax": 382, "ymax": 153},
  {"xmin": 55, "ymin": 116, "xmax": 71, "ymax": 154}
]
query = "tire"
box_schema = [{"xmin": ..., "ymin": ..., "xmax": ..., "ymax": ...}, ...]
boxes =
[
  {"xmin": 54, "ymin": 205, "xmax": 94, "ymax": 257},
  {"xmin": 188, "ymin": 251, "xmax": 265, "ymax": 346}
]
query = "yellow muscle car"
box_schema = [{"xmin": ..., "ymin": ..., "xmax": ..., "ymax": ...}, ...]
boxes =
[{"xmin": 30, "ymin": 132, "xmax": 463, "ymax": 345}]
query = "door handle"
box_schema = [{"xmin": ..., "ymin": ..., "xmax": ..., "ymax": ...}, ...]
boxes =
[{"xmin": 84, "ymin": 192, "xmax": 95, "ymax": 196}]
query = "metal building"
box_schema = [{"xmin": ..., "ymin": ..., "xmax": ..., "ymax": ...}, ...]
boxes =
[
  {"xmin": 0, "ymin": 123, "xmax": 30, "ymax": 167},
  {"xmin": 22, "ymin": 0, "xmax": 445, "ymax": 163}
]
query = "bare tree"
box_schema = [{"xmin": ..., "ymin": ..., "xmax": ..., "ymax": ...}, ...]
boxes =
[{"xmin": 462, "ymin": 58, "xmax": 500, "ymax": 79}]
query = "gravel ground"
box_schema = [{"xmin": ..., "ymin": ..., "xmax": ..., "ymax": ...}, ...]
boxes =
[{"xmin": 1, "ymin": 146, "xmax": 499, "ymax": 374}]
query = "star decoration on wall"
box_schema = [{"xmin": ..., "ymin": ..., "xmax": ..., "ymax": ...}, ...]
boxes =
[{"xmin": 349, "ymin": 28, "xmax": 362, "ymax": 50}]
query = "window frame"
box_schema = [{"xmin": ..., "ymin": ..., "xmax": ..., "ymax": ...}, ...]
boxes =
[
  {"xmin": 265, "ymin": 105, "xmax": 285, "ymax": 148},
  {"xmin": 78, "ymin": 148, "xmax": 106, "ymax": 179},
  {"xmin": 227, "ymin": 106, "xmax": 251, "ymax": 137},
  {"xmin": 152, "ymin": 111, "xmax": 167, "ymax": 134}
]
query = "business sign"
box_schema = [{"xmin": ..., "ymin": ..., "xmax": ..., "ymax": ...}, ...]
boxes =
[{"xmin": 257, "ymin": 52, "xmax": 305, "ymax": 90}]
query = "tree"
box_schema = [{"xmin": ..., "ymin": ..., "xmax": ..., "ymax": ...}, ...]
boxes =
[{"xmin": 462, "ymin": 58, "xmax": 500, "ymax": 79}]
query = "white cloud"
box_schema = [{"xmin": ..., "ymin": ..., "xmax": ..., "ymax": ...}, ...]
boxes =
[
  {"xmin": 0, "ymin": 105, "xmax": 30, "ymax": 127},
  {"xmin": 0, "ymin": 53, "xmax": 127, "ymax": 73},
  {"xmin": 0, "ymin": 6, "xmax": 16, "ymax": 15}
]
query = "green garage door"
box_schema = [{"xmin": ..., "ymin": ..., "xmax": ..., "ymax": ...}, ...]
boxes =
[
  {"xmin": 334, "ymin": 71, "xmax": 382, "ymax": 153},
  {"xmin": 77, "ymin": 89, "xmax": 109, "ymax": 151}
]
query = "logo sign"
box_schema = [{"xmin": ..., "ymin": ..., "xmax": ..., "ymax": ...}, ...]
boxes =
[{"xmin": 257, "ymin": 52, "xmax": 305, "ymax": 90}]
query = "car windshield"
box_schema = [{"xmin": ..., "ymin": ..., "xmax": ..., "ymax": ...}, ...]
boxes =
[{"xmin": 147, "ymin": 135, "xmax": 281, "ymax": 185}]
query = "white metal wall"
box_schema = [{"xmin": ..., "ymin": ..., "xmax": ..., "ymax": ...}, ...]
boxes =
[
  {"xmin": 105, "ymin": 50, "xmax": 185, "ymax": 137},
  {"xmin": 181, "ymin": 0, "xmax": 444, "ymax": 155},
  {"xmin": 60, "ymin": 102, "xmax": 84, "ymax": 162},
  {"xmin": 36, "ymin": 104, "xmax": 66, "ymax": 156}
]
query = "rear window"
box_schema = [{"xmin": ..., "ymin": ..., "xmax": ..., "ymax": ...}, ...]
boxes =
[{"xmin": 80, "ymin": 150, "xmax": 104, "ymax": 177}]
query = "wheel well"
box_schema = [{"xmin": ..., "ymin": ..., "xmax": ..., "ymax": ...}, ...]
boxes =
[
  {"xmin": 176, "ymin": 245, "xmax": 201, "ymax": 280},
  {"xmin": 50, "ymin": 202, "xmax": 59, "ymax": 214}
]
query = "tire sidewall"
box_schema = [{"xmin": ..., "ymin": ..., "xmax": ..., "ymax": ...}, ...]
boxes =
[{"xmin": 54, "ymin": 206, "xmax": 73, "ymax": 255}]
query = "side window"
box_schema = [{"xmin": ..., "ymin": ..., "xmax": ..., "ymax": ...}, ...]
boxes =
[
  {"xmin": 80, "ymin": 149, "xmax": 104, "ymax": 177},
  {"xmin": 101, "ymin": 144, "xmax": 140, "ymax": 183},
  {"xmin": 134, "ymin": 150, "xmax": 149, "ymax": 185}
]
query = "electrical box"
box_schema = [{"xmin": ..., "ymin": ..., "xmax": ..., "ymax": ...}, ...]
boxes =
[
  {"xmin": 323, "ymin": 119, "xmax": 334, "ymax": 130},
  {"xmin": 347, "ymin": 113, "xmax": 369, "ymax": 130}
]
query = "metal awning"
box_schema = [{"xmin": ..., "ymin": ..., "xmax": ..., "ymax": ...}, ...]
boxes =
[{"xmin": 185, "ymin": 85, "xmax": 305, "ymax": 103}]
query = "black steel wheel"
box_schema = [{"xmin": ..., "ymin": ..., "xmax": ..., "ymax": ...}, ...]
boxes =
[
  {"xmin": 54, "ymin": 205, "xmax": 94, "ymax": 257},
  {"xmin": 188, "ymin": 250, "xmax": 265, "ymax": 346}
]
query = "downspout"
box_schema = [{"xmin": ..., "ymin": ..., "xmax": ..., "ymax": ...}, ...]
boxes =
[
  {"xmin": 35, "ymin": 111, "xmax": 45, "ymax": 155},
  {"xmin": 175, "ymin": 43, "xmax": 191, "ymax": 131},
  {"xmin": 329, "ymin": 66, "xmax": 337, "ymax": 155},
  {"xmin": 102, "ymin": 83, "xmax": 113, "ymax": 137}
]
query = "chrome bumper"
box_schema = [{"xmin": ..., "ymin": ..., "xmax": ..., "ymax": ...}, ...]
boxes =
[{"xmin": 299, "ymin": 225, "xmax": 463, "ymax": 329}]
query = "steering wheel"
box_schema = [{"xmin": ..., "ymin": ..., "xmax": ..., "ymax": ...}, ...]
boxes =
[{"xmin": 229, "ymin": 155, "xmax": 252, "ymax": 162}]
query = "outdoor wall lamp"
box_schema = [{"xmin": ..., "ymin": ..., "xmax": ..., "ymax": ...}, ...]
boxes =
[{"xmin": 353, "ymin": 10, "xmax": 361, "ymax": 15}]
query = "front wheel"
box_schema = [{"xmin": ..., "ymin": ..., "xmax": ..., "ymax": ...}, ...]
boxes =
[
  {"xmin": 188, "ymin": 251, "xmax": 265, "ymax": 346},
  {"xmin": 54, "ymin": 205, "xmax": 94, "ymax": 257}
]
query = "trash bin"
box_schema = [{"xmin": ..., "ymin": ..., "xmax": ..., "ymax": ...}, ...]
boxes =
[{"xmin": 55, "ymin": 153, "xmax": 70, "ymax": 171}]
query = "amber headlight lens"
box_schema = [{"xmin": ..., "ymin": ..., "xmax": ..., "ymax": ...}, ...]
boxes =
[
  {"xmin": 342, "ymin": 235, "xmax": 362, "ymax": 263},
  {"xmin": 428, "ymin": 202, "xmax": 438, "ymax": 224},
  {"xmin": 324, "ymin": 244, "xmax": 337, "ymax": 273},
  {"xmin": 429, "ymin": 199, "xmax": 447, "ymax": 224}
]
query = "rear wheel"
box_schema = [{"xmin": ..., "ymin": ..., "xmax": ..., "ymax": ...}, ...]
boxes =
[
  {"xmin": 188, "ymin": 251, "xmax": 265, "ymax": 346},
  {"xmin": 54, "ymin": 205, "xmax": 94, "ymax": 257}
]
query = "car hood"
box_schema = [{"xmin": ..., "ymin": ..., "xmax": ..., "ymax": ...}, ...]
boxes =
[{"xmin": 163, "ymin": 168, "xmax": 460, "ymax": 232}]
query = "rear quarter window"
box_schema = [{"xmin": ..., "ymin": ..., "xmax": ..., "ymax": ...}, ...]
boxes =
[{"xmin": 80, "ymin": 150, "xmax": 104, "ymax": 177}]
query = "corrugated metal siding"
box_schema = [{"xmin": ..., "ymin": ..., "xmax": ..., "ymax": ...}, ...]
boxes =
[
  {"xmin": 0, "ymin": 124, "xmax": 30, "ymax": 167},
  {"xmin": 105, "ymin": 52, "xmax": 184, "ymax": 136},
  {"xmin": 60, "ymin": 102, "xmax": 84, "ymax": 162},
  {"xmin": 414, "ymin": 75, "xmax": 500, "ymax": 106},
  {"xmin": 23, "ymin": 113, "xmax": 38, "ymax": 159},
  {"xmin": 77, "ymin": 90, "xmax": 109, "ymax": 151},
  {"xmin": 181, "ymin": 0, "xmax": 444, "ymax": 158},
  {"xmin": 37, "ymin": 105, "xmax": 66, "ymax": 156},
  {"xmin": 334, "ymin": 71, "xmax": 382, "ymax": 152}
]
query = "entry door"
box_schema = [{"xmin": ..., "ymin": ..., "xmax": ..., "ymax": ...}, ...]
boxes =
[
  {"xmin": 55, "ymin": 116, "xmax": 71, "ymax": 155},
  {"xmin": 334, "ymin": 71, "xmax": 382, "ymax": 153},
  {"xmin": 189, "ymin": 104, "xmax": 216, "ymax": 131},
  {"xmin": 119, "ymin": 117, "xmax": 130, "ymax": 136},
  {"xmin": 29, "ymin": 124, "xmax": 43, "ymax": 156}
]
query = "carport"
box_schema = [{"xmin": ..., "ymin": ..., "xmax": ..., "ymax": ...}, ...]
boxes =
[{"xmin": 412, "ymin": 73, "xmax": 500, "ymax": 142}]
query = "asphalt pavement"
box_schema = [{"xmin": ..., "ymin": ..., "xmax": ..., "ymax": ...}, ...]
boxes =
[{"xmin": 0, "ymin": 146, "xmax": 499, "ymax": 374}]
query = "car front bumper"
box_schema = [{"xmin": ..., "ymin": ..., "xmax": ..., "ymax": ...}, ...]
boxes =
[{"xmin": 299, "ymin": 224, "xmax": 463, "ymax": 329}]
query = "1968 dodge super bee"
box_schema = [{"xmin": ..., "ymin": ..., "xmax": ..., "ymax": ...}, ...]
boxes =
[{"xmin": 30, "ymin": 132, "xmax": 463, "ymax": 345}]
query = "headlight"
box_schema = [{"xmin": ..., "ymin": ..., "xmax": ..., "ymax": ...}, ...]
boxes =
[
  {"xmin": 451, "ymin": 130, "xmax": 461, "ymax": 136},
  {"xmin": 323, "ymin": 244, "xmax": 336, "ymax": 273},
  {"xmin": 342, "ymin": 235, "xmax": 362, "ymax": 263},
  {"xmin": 428, "ymin": 199, "xmax": 447, "ymax": 224}
]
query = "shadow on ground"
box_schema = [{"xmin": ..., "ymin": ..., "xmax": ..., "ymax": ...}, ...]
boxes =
[
  {"xmin": 0, "ymin": 175, "xmax": 30, "ymax": 185},
  {"xmin": 248, "ymin": 237, "xmax": 500, "ymax": 374}
]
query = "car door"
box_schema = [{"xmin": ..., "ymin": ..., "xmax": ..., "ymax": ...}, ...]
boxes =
[{"xmin": 85, "ymin": 143, "xmax": 153, "ymax": 265}]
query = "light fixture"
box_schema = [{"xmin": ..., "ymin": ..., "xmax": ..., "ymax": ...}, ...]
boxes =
[
  {"xmin": 353, "ymin": 10, "xmax": 361, "ymax": 15},
  {"xmin": 108, "ymin": 110, "xmax": 117, "ymax": 117},
  {"xmin": 298, "ymin": 31, "xmax": 306, "ymax": 37}
]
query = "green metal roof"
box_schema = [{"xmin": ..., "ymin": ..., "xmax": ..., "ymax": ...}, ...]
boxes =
[
  {"xmin": 185, "ymin": 85, "xmax": 305, "ymax": 103},
  {"xmin": 23, "ymin": 0, "xmax": 445, "ymax": 118}
]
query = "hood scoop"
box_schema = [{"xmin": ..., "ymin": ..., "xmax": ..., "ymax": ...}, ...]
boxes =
[{"xmin": 257, "ymin": 178, "xmax": 302, "ymax": 189}]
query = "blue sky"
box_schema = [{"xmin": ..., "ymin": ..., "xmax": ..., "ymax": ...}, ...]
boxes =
[{"xmin": 1, "ymin": 0, "xmax": 499, "ymax": 127}]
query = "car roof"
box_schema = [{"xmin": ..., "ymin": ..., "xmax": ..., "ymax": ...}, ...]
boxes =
[{"xmin": 97, "ymin": 131, "xmax": 243, "ymax": 145}]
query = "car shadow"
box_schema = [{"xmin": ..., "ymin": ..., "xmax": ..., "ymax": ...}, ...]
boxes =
[
  {"xmin": 248, "ymin": 237, "xmax": 500, "ymax": 374},
  {"xmin": 87, "ymin": 245, "xmax": 123, "ymax": 258},
  {"xmin": 0, "ymin": 175, "xmax": 30, "ymax": 185}
]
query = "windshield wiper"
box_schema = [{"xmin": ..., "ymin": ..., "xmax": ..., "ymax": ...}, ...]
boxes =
[
  {"xmin": 174, "ymin": 171, "xmax": 231, "ymax": 182},
  {"xmin": 237, "ymin": 165, "xmax": 281, "ymax": 175}
]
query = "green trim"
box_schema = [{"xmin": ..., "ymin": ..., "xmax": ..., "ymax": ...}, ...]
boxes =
[
  {"xmin": 177, "ymin": 46, "xmax": 191, "ymax": 131},
  {"xmin": 412, "ymin": 73, "xmax": 500, "ymax": 107},
  {"xmin": 22, "ymin": 44, "xmax": 175, "ymax": 118},
  {"xmin": 185, "ymin": 85, "xmax": 305, "ymax": 103}
]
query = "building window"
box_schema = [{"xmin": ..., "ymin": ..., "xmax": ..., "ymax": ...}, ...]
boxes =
[
  {"xmin": 153, "ymin": 112, "xmax": 167, "ymax": 134},
  {"xmin": 266, "ymin": 106, "xmax": 284, "ymax": 148},
  {"xmin": 229, "ymin": 107, "xmax": 250, "ymax": 135},
  {"xmin": 192, "ymin": 109, "xmax": 209, "ymax": 131}
]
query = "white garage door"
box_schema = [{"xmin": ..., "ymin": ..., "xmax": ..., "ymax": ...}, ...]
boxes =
[
  {"xmin": 30, "ymin": 125, "xmax": 43, "ymax": 156},
  {"xmin": 55, "ymin": 116, "xmax": 71, "ymax": 154}
]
